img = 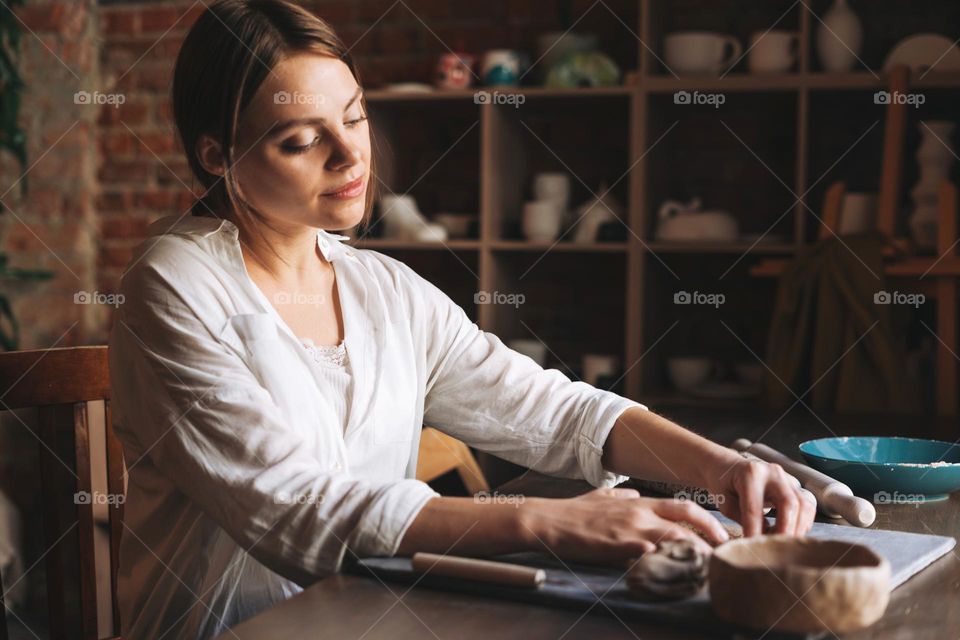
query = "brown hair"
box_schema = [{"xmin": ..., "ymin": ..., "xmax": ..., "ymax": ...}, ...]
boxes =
[{"xmin": 171, "ymin": 0, "xmax": 375, "ymax": 240}]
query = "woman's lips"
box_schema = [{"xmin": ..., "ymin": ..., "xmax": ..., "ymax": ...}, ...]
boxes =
[{"xmin": 322, "ymin": 175, "xmax": 365, "ymax": 200}]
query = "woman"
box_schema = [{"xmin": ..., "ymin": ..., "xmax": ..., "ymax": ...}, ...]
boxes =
[{"xmin": 108, "ymin": 1, "xmax": 814, "ymax": 638}]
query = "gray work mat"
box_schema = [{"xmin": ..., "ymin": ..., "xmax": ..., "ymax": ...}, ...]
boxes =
[{"xmin": 349, "ymin": 513, "xmax": 955, "ymax": 636}]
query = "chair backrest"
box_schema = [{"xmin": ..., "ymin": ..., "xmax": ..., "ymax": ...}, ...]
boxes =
[
  {"xmin": 416, "ymin": 427, "xmax": 489, "ymax": 496},
  {"xmin": 0, "ymin": 346, "xmax": 122, "ymax": 640}
]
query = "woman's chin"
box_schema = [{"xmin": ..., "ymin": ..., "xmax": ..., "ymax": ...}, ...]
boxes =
[{"xmin": 318, "ymin": 199, "xmax": 366, "ymax": 231}]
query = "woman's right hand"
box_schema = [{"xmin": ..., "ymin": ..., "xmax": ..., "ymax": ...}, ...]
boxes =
[{"xmin": 519, "ymin": 487, "xmax": 730, "ymax": 566}]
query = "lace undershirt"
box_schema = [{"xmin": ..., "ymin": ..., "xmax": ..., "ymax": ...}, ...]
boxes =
[{"xmin": 300, "ymin": 338, "xmax": 352, "ymax": 430}]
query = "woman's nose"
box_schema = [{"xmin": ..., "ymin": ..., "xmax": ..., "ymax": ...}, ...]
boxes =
[{"xmin": 326, "ymin": 133, "xmax": 362, "ymax": 172}]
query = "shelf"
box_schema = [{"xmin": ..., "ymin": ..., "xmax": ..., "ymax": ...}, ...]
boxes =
[
  {"xmin": 644, "ymin": 241, "xmax": 796, "ymax": 254},
  {"xmin": 490, "ymin": 240, "xmax": 628, "ymax": 253},
  {"xmin": 750, "ymin": 257, "xmax": 960, "ymax": 278},
  {"xmin": 364, "ymin": 85, "xmax": 635, "ymax": 103},
  {"xmin": 644, "ymin": 74, "xmax": 802, "ymax": 93},
  {"xmin": 802, "ymin": 71, "xmax": 960, "ymax": 91},
  {"xmin": 641, "ymin": 71, "xmax": 960, "ymax": 94},
  {"xmin": 351, "ymin": 239, "xmax": 480, "ymax": 251},
  {"xmin": 346, "ymin": 0, "xmax": 960, "ymax": 415}
]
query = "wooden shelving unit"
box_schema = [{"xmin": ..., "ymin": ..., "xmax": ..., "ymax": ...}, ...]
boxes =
[{"xmin": 351, "ymin": 0, "xmax": 960, "ymax": 414}]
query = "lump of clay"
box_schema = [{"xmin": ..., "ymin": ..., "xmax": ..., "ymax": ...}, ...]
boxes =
[{"xmin": 625, "ymin": 540, "xmax": 710, "ymax": 601}]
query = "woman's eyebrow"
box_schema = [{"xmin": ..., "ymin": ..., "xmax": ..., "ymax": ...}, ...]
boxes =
[{"xmin": 267, "ymin": 87, "xmax": 364, "ymax": 136}]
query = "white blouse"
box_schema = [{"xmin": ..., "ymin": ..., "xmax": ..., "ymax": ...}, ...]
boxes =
[{"xmin": 107, "ymin": 213, "xmax": 647, "ymax": 640}]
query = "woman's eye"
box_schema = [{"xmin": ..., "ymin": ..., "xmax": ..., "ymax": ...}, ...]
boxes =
[
  {"xmin": 345, "ymin": 115, "xmax": 368, "ymax": 128},
  {"xmin": 281, "ymin": 135, "xmax": 320, "ymax": 154}
]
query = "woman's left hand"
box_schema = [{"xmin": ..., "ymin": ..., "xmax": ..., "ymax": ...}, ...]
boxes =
[{"xmin": 705, "ymin": 454, "xmax": 816, "ymax": 537}]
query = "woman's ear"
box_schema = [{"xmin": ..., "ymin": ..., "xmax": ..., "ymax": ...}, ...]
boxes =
[{"xmin": 196, "ymin": 134, "xmax": 226, "ymax": 177}]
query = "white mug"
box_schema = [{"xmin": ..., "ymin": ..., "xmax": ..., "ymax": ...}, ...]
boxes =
[
  {"xmin": 663, "ymin": 31, "xmax": 742, "ymax": 76},
  {"xmin": 522, "ymin": 200, "xmax": 562, "ymax": 242},
  {"xmin": 748, "ymin": 30, "xmax": 799, "ymax": 73}
]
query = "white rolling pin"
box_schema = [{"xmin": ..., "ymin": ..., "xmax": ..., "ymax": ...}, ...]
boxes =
[{"xmin": 731, "ymin": 439, "xmax": 876, "ymax": 528}]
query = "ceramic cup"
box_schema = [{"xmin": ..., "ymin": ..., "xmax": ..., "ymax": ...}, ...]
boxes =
[
  {"xmin": 533, "ymin": 172, "xmax": 571, "ymax": 225},
  {"xmin": 663, "ymin": 32, "xmax": 742, "ymax": 76},
  {"xmin": 435, "ymin": 52, "xmax": 476, "ymax": 89},
  {"xmin": 522, "ymin": 200, "xmax": 563, "ymax": 241},
  {"xmin": 481, "ymin": 49, "xmax": 525, "ymax": 86},
  {"xmin": 839, "ymin": 192, "xmax": 878, "ymax": 235},
  {"xmin": 582, "ymin": 354, "xmax": 619, "ymax": 386},
  {"xmin": 667, "ymin": 356, "xmax": 713, "ymax": 390},
  {"xmin": 533, "ymin": 172, "xmax": 571, "ymax": 208},
  {"xmin": 748, "ymin": 30, "xmax": 799, "ymax": 73},
  {"xmin": 509, "ymin": 339, "xmax": 548, "ymax": 366}
]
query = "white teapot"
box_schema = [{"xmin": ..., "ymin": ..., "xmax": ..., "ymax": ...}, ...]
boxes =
[{"xmin": 655, "ymin": 197, "xmax": 738, "ymax": 242}]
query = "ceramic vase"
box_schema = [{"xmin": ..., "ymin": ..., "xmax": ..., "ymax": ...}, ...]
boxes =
[{"xmin": 816, "ymin": 0, "xmax": 862, "ymax": 72}]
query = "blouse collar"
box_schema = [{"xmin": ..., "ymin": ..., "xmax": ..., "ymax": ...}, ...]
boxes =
[{"xmin": 146, "ymin": 213, "xmax": 355, "ymax": 261}]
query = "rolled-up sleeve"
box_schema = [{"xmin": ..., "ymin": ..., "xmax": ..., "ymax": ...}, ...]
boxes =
[
  {"xmin": 411, "ymin": 267, "xmax": 648, "ymax": 488},
  {"xmin": 109, "ymin": 263, "xmax": 437, "ymax": 585}
]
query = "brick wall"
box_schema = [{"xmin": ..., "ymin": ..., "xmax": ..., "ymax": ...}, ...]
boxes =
[
  {"xmin": 2, "ymin": 0, "xmax": 99, "ymax": 348},
  {"xmin": 5, "ymin": 0, "xmax": 635, "ymax": 347}
]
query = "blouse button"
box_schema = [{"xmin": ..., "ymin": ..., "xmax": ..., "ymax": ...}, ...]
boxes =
[{"xmin": 333, "ymin": 462, "xmax": 343, "ymax": 471}]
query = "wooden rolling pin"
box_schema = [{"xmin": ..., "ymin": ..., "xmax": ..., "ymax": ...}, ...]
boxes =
[
  {"xmin": 731, "ymin": 439, "xmax": 876, "ymax": 528},
  {"xmin": 411, "ymin": 552, "xmax": 546, "ymax": 588}
]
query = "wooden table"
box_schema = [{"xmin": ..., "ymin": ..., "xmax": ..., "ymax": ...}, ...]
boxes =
[{"xmin": 216, "ymin": 408, "xmax": 960, "ymax": 639}]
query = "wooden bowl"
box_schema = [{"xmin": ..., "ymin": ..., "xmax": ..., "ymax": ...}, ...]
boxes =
[{"xmin": 709, "ymin": 535, "xmax": 890, "ymax": 634}]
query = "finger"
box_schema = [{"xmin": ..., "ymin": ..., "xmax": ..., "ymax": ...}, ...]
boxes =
[
  {"xmin": 608, "ymin": 487, "xmax": 641, "ymax": 499},
  {"xmin": 736, "ymin": 461, "xmax": 768, "ymax": 537},
  {"xmin": 765, "ymin": 466, "xmax": 800, "ymax": 535},
  {"xmin": 655, "ymin": 499, "xmax": 730, "ymax": 546},
  {"xmin": 581, "ymin": 487, "xmax": 622, "ymax": 500},
  {"xmin": 798, "ymin": 489, "xmax": 817, "ymax": 534}
]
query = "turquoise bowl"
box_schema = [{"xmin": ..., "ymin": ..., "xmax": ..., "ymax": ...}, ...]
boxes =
[{"xmin": 798, "ymin": 436, "xmax": 960, "ymax": 503}]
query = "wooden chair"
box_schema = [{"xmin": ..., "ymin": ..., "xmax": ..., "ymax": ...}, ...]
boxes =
[
  {"xmin": 416, "ymin": 427, "xmax": 490, "ymax": 496},
  {"xmin": 0, "ymin": 346, "xmax": 123, "ymax": 640},
  {"xmin": 0, "ymin": 345, "xmax": 487, "ymax": 640}
]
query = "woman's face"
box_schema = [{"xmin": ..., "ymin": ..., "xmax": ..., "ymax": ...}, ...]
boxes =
[{"xmin": 229, "ymin": 53, "xmax": 371, "ymax": 232}]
